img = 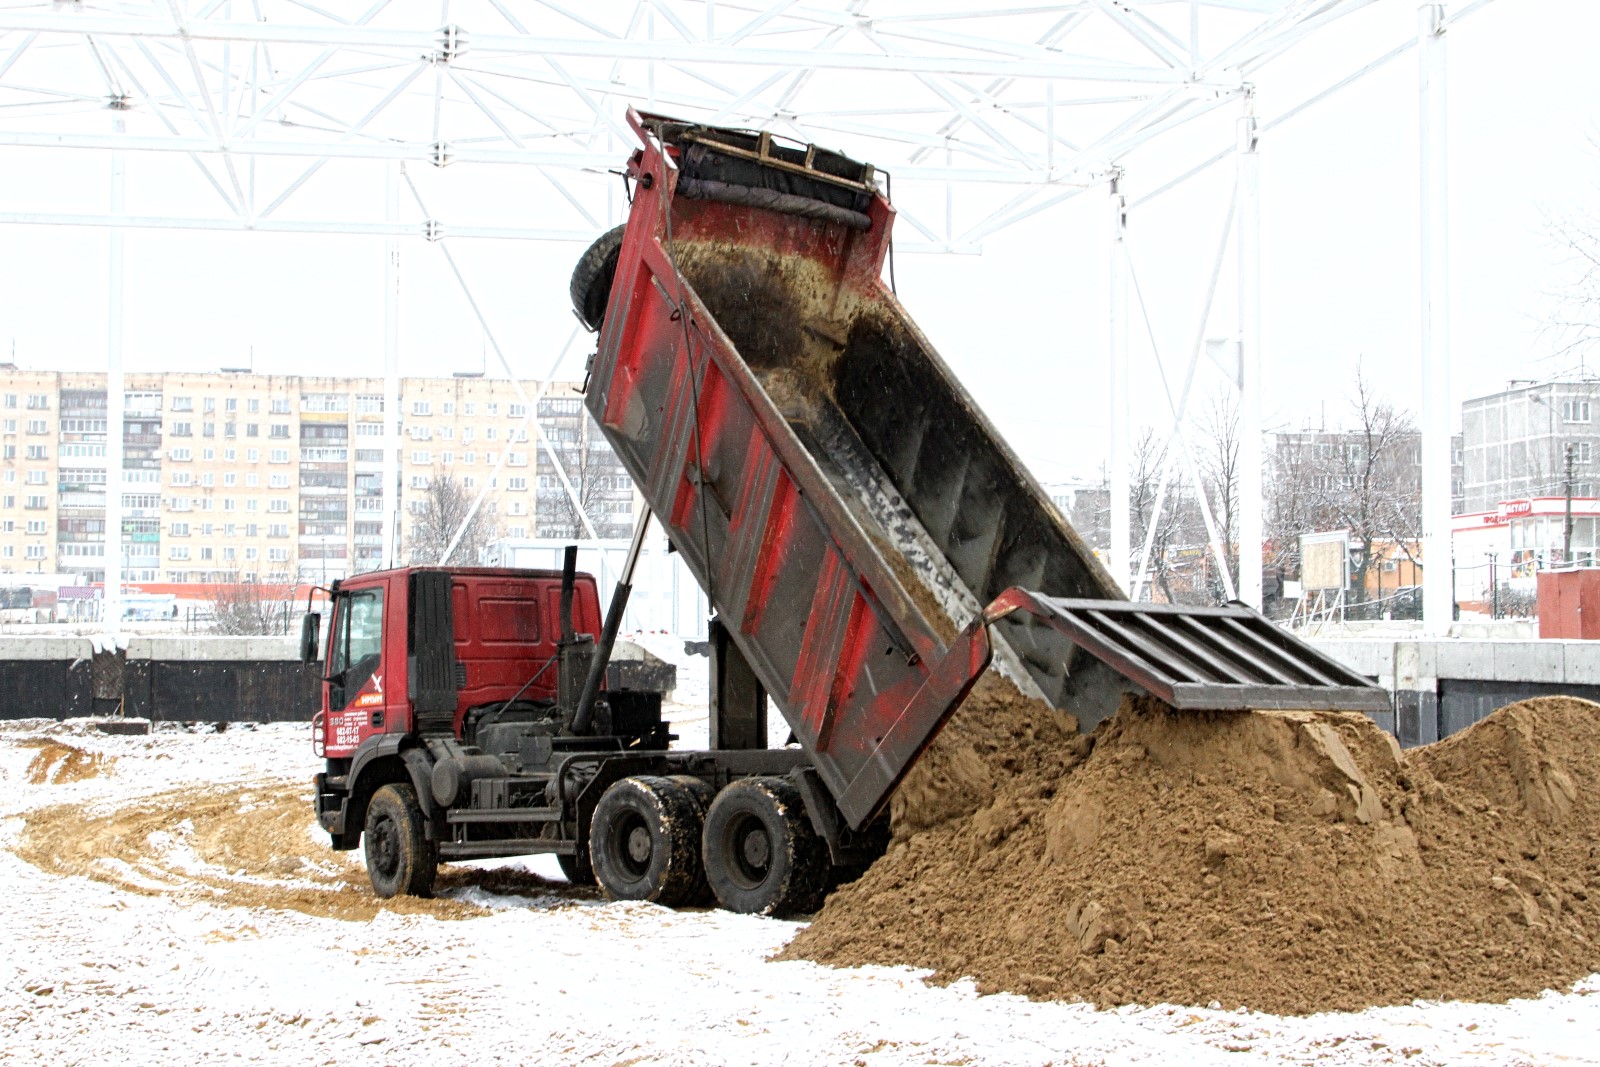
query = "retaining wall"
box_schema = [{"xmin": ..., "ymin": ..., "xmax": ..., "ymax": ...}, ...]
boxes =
[{"xmin": 1310, "ymin": 637, "xmax": 1600, "ymax": 746}]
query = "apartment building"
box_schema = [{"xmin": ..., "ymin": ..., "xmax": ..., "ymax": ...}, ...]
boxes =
[
  {"xmin": 0, "ymin": 366, "xmax": 635, "ymax": 585},
  {"xmin": 1460, "ymin": 376, "xmax": 1600, "ymax": 513}
]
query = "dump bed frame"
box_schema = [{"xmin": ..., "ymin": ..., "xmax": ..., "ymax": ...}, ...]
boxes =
[{"xmin": 585, "ymin": 110, "xmax": 1387, "ymax": 830}]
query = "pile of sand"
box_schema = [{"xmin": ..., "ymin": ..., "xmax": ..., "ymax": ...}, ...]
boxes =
[
  {"xmin": 784, "ymin": 691, "xmax": 1600, "ymax": 1015},
  {"xmin": 23, "ymin": 740, "xmax": 113, "ymax": 785}
]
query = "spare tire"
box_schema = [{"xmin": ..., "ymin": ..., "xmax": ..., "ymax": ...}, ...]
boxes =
[{"xmin": 570, "ymin": 225, "xmax": 626, "ymax": 332}]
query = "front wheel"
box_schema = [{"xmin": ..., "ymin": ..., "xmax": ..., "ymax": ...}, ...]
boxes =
[
  {"xmin": 363, "ymin": 783, "xmax": 437, "ymax": 899},
  {"xmin": 702, "ymin": 777, "xmax": 829, "ymax": 917}
]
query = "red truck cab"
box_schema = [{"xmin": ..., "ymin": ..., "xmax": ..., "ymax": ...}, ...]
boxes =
[{"xmin": 314, "ymin": 567, "xmax": 603, "ymax": 759}]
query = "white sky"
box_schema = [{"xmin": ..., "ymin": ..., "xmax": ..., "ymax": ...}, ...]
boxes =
[{"xmin": 0, "ymin": 0, "xmax": 1596, "ymax": 486}]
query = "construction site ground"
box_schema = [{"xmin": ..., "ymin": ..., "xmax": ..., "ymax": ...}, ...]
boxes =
[{"xmin": 2, "ymin": 644, "xmax": 1597, "ymax": 1066}]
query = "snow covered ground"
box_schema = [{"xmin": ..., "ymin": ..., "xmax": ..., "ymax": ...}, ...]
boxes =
[{"xmin": 2, "ymin": 659, "xmax": 1598, "ymax": 1066}]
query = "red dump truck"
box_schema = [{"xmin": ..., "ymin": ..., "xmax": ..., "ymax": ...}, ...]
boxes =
[{"xmin": 308, "ymin": 110, "xmax": 1386, "ymax": 916}]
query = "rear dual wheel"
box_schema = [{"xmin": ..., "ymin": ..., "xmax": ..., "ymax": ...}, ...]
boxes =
[
  {"xmin": 702, "ymin": 777, "xmax": 829, "ymax": 918},
  {"xmin": 589, "ymin": 776, "xmax": 707, "ymax": 906},
  {"xmin": 589, "ymin": 774, "xmax": 833, "ymax": 917}
]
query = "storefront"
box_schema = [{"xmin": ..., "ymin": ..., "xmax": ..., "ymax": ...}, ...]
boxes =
[{"xmin": 1452, "ymin": 497, "xmax": 1600, "ymax": 609}]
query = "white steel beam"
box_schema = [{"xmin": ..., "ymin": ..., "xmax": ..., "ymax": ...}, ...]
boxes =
[
  {"xmin": 1419, "ymin": 2, "xmax": 1452, "ymax": 634},
  {"xmin": 1236, "ymin": 94, "xmax": 1263, "ymax": 610},
  {"xmin": 1108, "ymin": 172, "xmax": 1130, "ymax": 595},
  {"xmin": 0, "ymin": 14, "xmax": 1245, "ymax": 87},
  {"xmin": 381, "ymin": 162, "xmax": 401, "ymax": 570},
  {"xmin": 102, "ymin": 121, "xmax": 125, "ymax": 640}
]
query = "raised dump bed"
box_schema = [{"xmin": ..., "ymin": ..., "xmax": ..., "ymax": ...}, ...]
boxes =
[{"xmin": 581, "ymin": 110, "xmax": 1385, "ymax": 829}]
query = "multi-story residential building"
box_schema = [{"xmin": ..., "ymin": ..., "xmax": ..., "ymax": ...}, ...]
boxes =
[
  {"xmin": 0, "ymin": 366, "xmax": 635, "ymax": 586},
  {"xmin": 1459, "ymin": 375, "xmax": 1600, "ymax": 514}
]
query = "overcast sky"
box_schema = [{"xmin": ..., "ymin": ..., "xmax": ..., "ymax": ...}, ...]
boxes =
[{"xmin": 0, "ymin": 0, "xmax": 1596, "ymax": 487}]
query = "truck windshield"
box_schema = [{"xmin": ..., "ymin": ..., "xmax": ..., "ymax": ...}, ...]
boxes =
[{"xmin": 330, "ymin": 587, "xmax": 384, "ymax": 708}]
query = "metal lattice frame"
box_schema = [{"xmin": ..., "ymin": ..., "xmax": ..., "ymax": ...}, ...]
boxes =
[{"xmin": 0, "ymin": 1, "xmax": 1489, "ymax": 632}]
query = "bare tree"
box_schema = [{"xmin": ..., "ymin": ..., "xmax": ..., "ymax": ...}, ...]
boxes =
[
  {"xmin": 1271, "ymin": 366, "xmax": 1421, "ymax": 603},
  {"xmin": 208, "ymin": 568, "xmax": 296, "ymax": 636},
  {"xmin": 407, "ymin": 473, "xmax": 498, "ymax": 565},
  {"xmin": 1194, "ymin": 390, "xmax": 1242, "ymax": 590},
  {"xmin": 1127, "ymin": 429, "xmax": 1196, "ymax": 603},
  {"xmin": 1544, "ymin": 150, "xmax": 1600, "ymax": 365},
  {"xmin": 537, "ymin": 416, "xmax": 634, "ymax": 540}
]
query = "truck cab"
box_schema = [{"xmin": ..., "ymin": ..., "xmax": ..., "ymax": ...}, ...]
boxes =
[{"xmin": 313, "ymin": 566, "xmax": 604, "ymax": 758}]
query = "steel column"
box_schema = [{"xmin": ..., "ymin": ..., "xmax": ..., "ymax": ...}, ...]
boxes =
[
  {"xmin": 1419, "ymin": 3, "xmax": 1452, "ymax": 634},
  {"xmin": 380, "ymin": 162, "xmax": 401, "ymax": 570},
  {"xmin": 1236, "ymin": 95, "xmax": 1263, "ymax": 610},
  {"xmin": 1109, "ymin": 172, "xmax": 1130, "ymax": 594},
  {"xmin": 102, "ymin": 122, "xmax": 125, "ymax": 637}
]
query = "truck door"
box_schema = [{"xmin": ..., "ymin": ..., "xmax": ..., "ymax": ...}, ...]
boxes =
[{"xmin": 324, "ymin": 584, "xmax": 387, "ymax": 755}]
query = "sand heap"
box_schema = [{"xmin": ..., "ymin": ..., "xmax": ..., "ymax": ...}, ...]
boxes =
[{"xmin": 784, "ymin": 690, "xmax": 1600, "ymax": 1015}]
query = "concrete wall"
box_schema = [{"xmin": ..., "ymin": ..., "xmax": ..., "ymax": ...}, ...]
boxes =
[
  {"xmin": 1310, "ymin": 637, "xmax": 1600, "ymax": 746},
  {"xmin": 0, "ymin": 635, "xmax": 319, "ymax": 723},
  {"xmin": 0, "ymin": 635, "xmax": 676, "ymax": 724}
]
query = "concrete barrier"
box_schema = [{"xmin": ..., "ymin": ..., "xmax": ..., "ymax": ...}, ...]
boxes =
[
  {"xmin": 0, "ymin": 635, "xmax": 676, "ymax": 724},
  {"xmin": 1310, "ymin": 637, "xmax": 1600, "ymax": 746}
]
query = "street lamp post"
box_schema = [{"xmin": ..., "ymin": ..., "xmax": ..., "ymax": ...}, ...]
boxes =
[{"xmin": 1487, "ymin": 550, "xmax": 1498, "ymax": 620}]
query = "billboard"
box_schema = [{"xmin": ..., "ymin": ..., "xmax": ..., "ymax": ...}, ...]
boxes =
[{"xmin": 1299, "ymin": 531, "xmax": 1350, "ymax": 592}]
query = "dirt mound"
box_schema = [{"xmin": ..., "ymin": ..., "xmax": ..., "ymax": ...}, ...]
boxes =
[
  {"xmin": 891, "ymin": 673, "xmax": 1086, "ymax": 837},
  {"xmin": 23, "ymin": 740, "xmax": 113, "ymax": 785},
  {"xmin": 17, "ymin": 781, "xmax": 592, "ymax": 922},
  {"xmin": 784, "ymin": 693, "xmax": 1600, "ymax": 1015}
]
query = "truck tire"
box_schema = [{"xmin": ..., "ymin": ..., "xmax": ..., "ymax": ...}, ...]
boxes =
[
  {"xmin": 668, "ymin": 775, "xmax": 717, "ymax": 906},
  {"xmin": 363, "ymin": 783, "xmax": 437, "ymax": 899},
  {"xmin": 557, "ymin": 851, "xmax": 595, "ymax": 887},
  {"xmin": 570, "ymin": 225, "xmax": 626, "ymax": 331},
  {"xmin": 589, "ymin": 776, "xmax": 706, "ymax": 906},
  {"xmin": 702, "ymin": 777, "xmax": 829, "ymax": 917}
]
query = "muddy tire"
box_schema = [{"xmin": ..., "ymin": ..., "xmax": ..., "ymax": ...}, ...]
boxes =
[
  {"xmin": 570, "ymin": 225, "xmax": 626, "ymax": 331},
  {"xmin": 589, "ymin": 776, "xmax": 706, "ymax": 906},
  {"xmin": 668, "ymin": 775, "xmax": 718, "ymax": 906},
  {"xmin": 702, "ymin": 776, "xmax": 829, "ymax": 917},
  {"xmin": 557, "ymin": 850, "xmax": 596, "ymax": 886},
  {"xmin": 363, "ymin": 783, "xmax": 437, "ymax": 899}
]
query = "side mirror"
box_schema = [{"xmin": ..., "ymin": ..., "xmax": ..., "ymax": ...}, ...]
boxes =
[{"xmin": 299, "ymin": 612, "xmax": 322, "ymax": 665}]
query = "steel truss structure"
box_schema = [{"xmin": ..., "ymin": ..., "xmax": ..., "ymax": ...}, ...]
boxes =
[{"xmin": 0, "ymin": 0, "xmax": 1492, "ymax": 633}]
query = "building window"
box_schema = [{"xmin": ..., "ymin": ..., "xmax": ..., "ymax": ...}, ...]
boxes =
[
  {"xmin": 26, "ymin": 419, "xmax": 48, "ymax": 435},
  {"xmin": 25, "ymin": 545, "xmax": 45, "ymax": 560},
  {"xmin": 509, "ymin": 403, "xmax": 526, "ymax": 418},
  {"xmin": 26, "ymin": 394, "xmax": 50, "ymax": 410},
  {"xmin": 270, "ymin": 423, "xmax": 290, "ymax": 438},
  {"xmin": 169, "ymin": 546, "xmax": 190, "ymax": 560},
  {"xmin": 170, "ymin": 522, "xmax": 189, "ymax": 536},
  {"xmin": 269, "ymin": 473, "xmax": 290, "ymax": 489},
  {"xmin": 411, "ymin": 401, "xmax": 431, "ymax": 416},
  {"xmin": 226, "ymin": 398, "xmax": 238, "ymax": 412},
  {"xmin": 171, "ymin": 448, "xmax": 192, "ymax": 462},
  {"xmin": 410, "ymin": 426, "xmax": 432, "ymax": 441},
  {"xmin": 411, "ymin": 450, "xmax": 431, "ymax": 465},
  {"xmin": 171, "ymin": 472, "xmax": 193, "ymax": 487},
  {"xmin": 25, "ymin": 445, "xmax": 46, "ymax": 460},
  {"xmin": 269, "ymin": 449, "xmax": 290, "ymax": 463},
  {"xmin": 1575, "ymin": 442, "xmax": 1594, "ymax": 465},
  {"xmin": 246, "ymin": 449, "xmax": 260, "ymax": 463},
  {"xmin": 270, "ymin": 398, "xmax": 291, "ymax": 414},
  {"xmin": 508, "ymin": 477, "xmax": 527, "ymax": 491},
  {"xmin": 171, "ymin": 396, "xmax": 193, "ymax": 411},
  {"xmin": 1565, "ymin": 400, "xmax": 1592, "ymax": 423},
  {"xmin": 356, "ymin": 394, "xmax": 383, "ymax": 413},
  {"xmin": 269, "ymin": 499, "xmax": 290, "ymax": 513},
  {"xmin": 410, "ymin": 474, "xmax": 429, "ymax": 489}
]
